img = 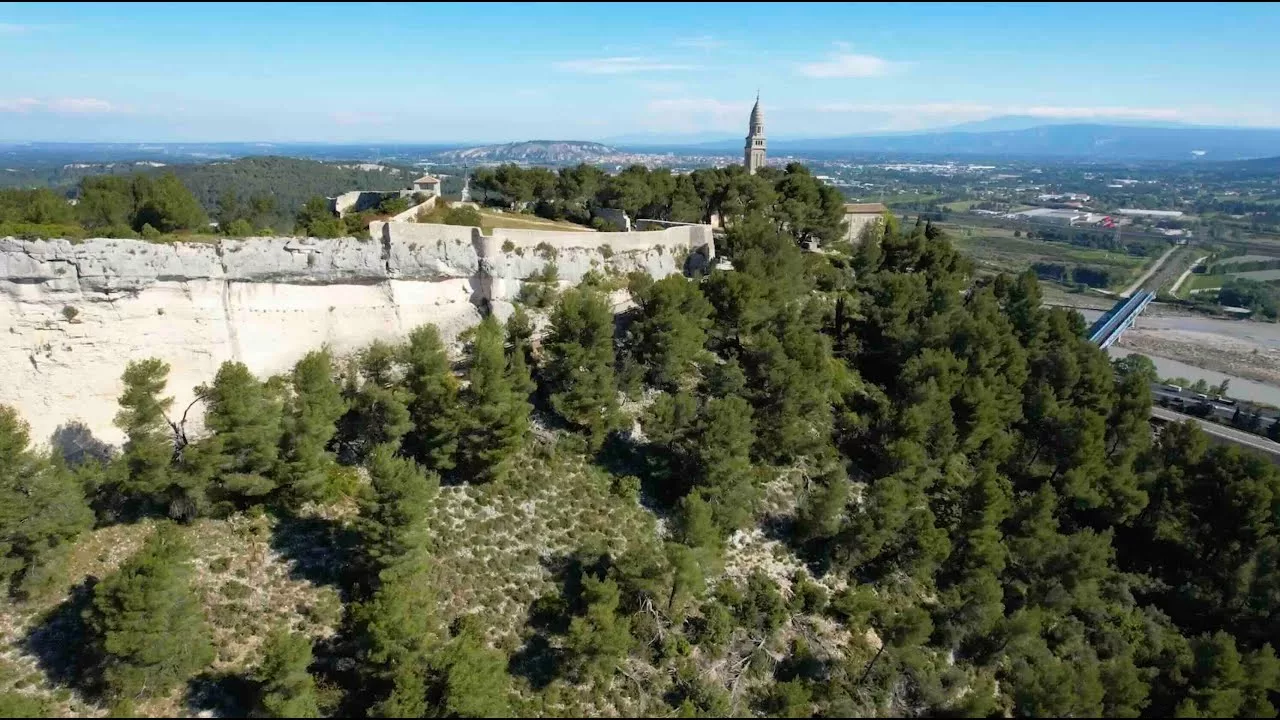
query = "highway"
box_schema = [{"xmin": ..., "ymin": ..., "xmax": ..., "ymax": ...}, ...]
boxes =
[
  {"xmin": 1151, "ymin": 385, "xmax": 1279, "ymax": 428},
  {"xmin": 1150, "ymin": 405, "xmax": 1280, "ymax": 459}
]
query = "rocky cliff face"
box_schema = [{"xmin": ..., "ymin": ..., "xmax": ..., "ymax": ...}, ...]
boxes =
[{"xmin": 0, "ymin": 223, "xmax": 712, "ymax": 445}]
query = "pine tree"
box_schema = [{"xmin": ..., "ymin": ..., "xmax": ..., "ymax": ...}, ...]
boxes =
[
  {"xmin": 628, "ymin": 276, "xmax": 712, "ymax": 391},
  {"xmin": 543, "ymin": 288, "xmax": 619, "ymax": 447},
  {"xmin": 356, "ymin": 445, "xmax": 440, "ymax": 717},
  {"xmin": 280, "ymin": 349, "xmax": 346, "ymax": 501},
  {"xmin": 359, "ymin": 444, "xmax": 438, "ymax": 575},
  {"xmin": 1178, "ymin": 631, "xmax": 1248, "ymax": 718},
  {"xmin": 505, "ymin": 305, "xmax": 534, "ymax": 347},
  {"xmin": 0, "ymin": 405, "xmax": 93, "ymax": 599},
  {"xmin": 335, "ymin": 345, "xmax": 413, "ymax": 461},
  {"xmin": 565, "ymin": 574, "xmax": 633, "ymax": 682},
  {"xmin": 505, "ymin": 312, "xmax": 537, "ymax": 402},
  {"xmin": 457, "ymin": 316, "xmax": 530, "ymax": 481},
  {"xmin": 692, "ymin": 395, "xmax": 758, "ymax": 534},
  {"xmin": 254, "ymin": 628, "xmax": 320, "ymax": 718},
  {"xmin": 87, "ymin": 523, "xmax": 214, "ymax": 700},
  {"xmin": 202, "ymin": 361, "xmax": 283, "ymax": 501},
  {"xmin": 113, "ymin": 358, "xmax": 175, "ymax": 500},
  {"xmin": 429, "ymin": 616, "xmax": 512, "ymax": 718},
  {"xmin": 403, "ymin": 324, "xmax": 462, "ymax": 472}
]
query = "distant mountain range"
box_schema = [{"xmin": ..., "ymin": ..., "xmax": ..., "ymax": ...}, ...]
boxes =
[
  {"xmin": 436, "ymin": 141, "xmax": 618, "ymax": 164},
  {"xmin": 765, "ymin": 124, "xmax": 1280, "ymax": 160},
  {"xmin": 605, "ymin": 120, "xmax": 1280, "ymax": 161}
]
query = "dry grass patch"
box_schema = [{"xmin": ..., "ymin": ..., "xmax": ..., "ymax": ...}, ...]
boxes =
[
  {"xmin": 425, "ymin": 445, "xmax": 662, "ymax": 644},
  {"xmin": 0, "ymin": 510, "xmax": 344, "ymax": 718}
]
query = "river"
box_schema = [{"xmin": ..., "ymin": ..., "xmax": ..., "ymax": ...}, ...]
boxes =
[{"xmin": 1072, "ymin": 307, "xmax": 1280, "ymax": 406}]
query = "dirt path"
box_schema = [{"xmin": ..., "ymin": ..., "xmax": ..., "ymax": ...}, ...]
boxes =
[{"xmin": 1169, "ymin": 255, "xmax": 1209, "ymax": 296}]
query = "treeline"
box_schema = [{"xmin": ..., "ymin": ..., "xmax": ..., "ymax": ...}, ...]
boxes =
[
  {"xmin": 1028, "ymin": 225, "xmax": 1164, "ymax": 257},
  {"xmin": 0, "ymin": 174, "xmax": 209, "ymax": 240},
  {"xmin": 1216, "ymin": 277, "xmax": 1280, "ymax": 319},
  {"xmin": 0, "ymin": 157, "xmax": 427, "ymax": 240},
  {"xmin": 3, "ymin": 201, "xmax": 1280, "ymax": 717},
  {"xmin": 471, "ymin": 162, "xmax": 848, "ymax": 243},
  {"xmin": 170, "ymin": 157, "xmax": 416, "ymax": 231},
  {"xmin": 1209, "ymin": 257, "xmax": 1280, "ymax": 274},
  {"xmin": 1031, "ymin": 261, "xmax": 1122, "ymax": 289}
]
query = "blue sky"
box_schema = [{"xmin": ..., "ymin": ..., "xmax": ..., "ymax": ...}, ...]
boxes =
[{"xmin": 2, "ymin": 1, "xmax": 1279, "ymax": 143}]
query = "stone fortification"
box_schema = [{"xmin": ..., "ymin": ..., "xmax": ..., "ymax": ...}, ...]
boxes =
[{"xmin": 0, "ymin": 222, "xmax": 713, "ymax": 444}]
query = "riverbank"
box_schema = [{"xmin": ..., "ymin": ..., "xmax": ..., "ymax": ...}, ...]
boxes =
[{"xmin": 1115, "ymin": 328, "xmax": 1280, "ymax": 387}]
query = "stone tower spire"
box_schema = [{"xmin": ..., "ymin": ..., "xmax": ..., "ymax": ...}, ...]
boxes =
[{"xmin": 744, "ymin": 93, "xmax": 766, "ymax": 174}]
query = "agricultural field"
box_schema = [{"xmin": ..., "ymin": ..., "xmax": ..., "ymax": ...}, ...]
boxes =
[
  {"xmin": 1222, "ymin": 268, "xmax": 1280, "ymax": 282},
  {"xmin": 1215, "ymin": 254, "xmax": 1280, "ymax": 267},
  {"xmin": 1184, "ymin": 268, "xmax": 1280, "ymax": 293},
  {"xmin": 945, "ymin": 223, "xmax": 1149, "ymax": 290}
]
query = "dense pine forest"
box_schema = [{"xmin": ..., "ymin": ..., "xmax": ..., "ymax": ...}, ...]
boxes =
[{"xmin": 2, "ymin": 174, "xmax": 1279, "ymax": 717}]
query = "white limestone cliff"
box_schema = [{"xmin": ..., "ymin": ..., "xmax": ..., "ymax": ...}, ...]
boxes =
[{"xmin": 0, "ymin": 222, "xmax": 713, "ymax": 445}]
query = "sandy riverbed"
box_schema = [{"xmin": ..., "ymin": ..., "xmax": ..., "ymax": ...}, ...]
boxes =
[
  {"xmin": 1115, "ymin": 328, "xmax": 1280, "ymax": 386},
  {"xmin": 1061, "ymin": 303, "xmax": 1280, "ymax": 391}
]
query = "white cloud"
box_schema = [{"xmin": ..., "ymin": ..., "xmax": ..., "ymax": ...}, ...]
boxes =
[
  {"xmin": 642, "ymin": 98, "xmax": 753, "ymax": 133},
  {"xmin": 675, "ymin": 35, "xmax": 726, "ymax": 51},
  {"xmin": 554, "ymin": 56, "xmax": 694, "ymax": 74},
  {"xmin": 0, "ymin": 97, "xmax": 118, "ymax": 114},
  {"xmin": 798, "ymin": 51, "xmax": 896, "ymax": 78},
  {"xmin": 47, "ymin": 97, "xmax": 116, "ymax": 113},
  {"xmin": 0, "ymin": 98, "xmax": 41, "ymax": 112}
]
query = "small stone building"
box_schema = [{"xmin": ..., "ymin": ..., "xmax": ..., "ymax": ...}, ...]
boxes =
[
  {"xmin": 843, "ymin": 203, "xmax": 889, "ymax": 243},
  {"xmin": 412, "ymin": 175, "xmax": 442, "ymax": 197}
]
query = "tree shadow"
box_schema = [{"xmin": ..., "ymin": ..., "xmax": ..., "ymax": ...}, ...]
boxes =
[
  {"xmin": 49, "ymin": 421, "xmax": 116, "ymax": 467},
  {"xmin": 21, "ymin": 577, "xmax": 99, "ymax": 695},
  {"xmin": 507, "ymin": 633, "xmax": 564, "ymax": 691},
  {"xmin": 309, "ymin": 612, "xmax": 370, "ymax": 716},
  {"xmin": 508, "ymin": 550, "xmax": 612, "ymax": 691},
  {"xmin": 594, "ymin": 432, "xmax": 683, "ymax": 514},
  {"xmin": 762, "ymin": 510, "xmax": 834, "ymax": 577},
  {"xmin": 269, "ymin": 511, "xmax": 361, "ymax": 601},
  {"xmin": 185, "ymin": 669, "xmax": 257, "ymax": 718}
]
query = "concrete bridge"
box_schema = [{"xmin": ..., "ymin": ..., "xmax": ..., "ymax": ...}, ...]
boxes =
[
  {"xmin": 1087, "ymin": 290, "xmax": 1156, "ymax": 349},
  {"xmin": 1082, "ymin": 290, "xmax": 1280, "ymax": 460}
]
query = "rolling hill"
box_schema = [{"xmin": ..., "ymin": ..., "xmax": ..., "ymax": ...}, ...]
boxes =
[{"xmin": 436, "ymin": 140, "xmax": 618, "ymax": 164}]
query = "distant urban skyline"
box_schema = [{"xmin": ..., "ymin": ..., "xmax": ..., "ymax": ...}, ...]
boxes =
[{"xmin": 2, "ymin": 2, "xmax": 1279, "ymax": 143}]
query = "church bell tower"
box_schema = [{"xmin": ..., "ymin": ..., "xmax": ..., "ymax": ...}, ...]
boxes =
[{"xmin": 744, "ymin": 93, "xmax": 766, "ymax": 174}]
